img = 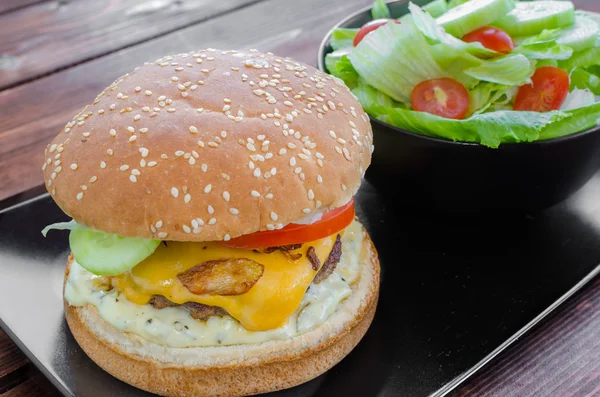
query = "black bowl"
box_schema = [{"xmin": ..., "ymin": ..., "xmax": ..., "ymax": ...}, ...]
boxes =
[{"xmin": 318, "ymin": 0, "xmax": 600, "ymax": 212}]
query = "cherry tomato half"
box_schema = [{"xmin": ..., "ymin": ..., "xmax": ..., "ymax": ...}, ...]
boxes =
[
  {"xmin": 513, "ymin": 66, "xmax": 570, "ymax": 112},
  {"xmin": 411, "ymin": 78, "xmax": 470, "ymax": 120},
  {"xmin": 221, "ymin": 199, "xmax": 355, "ymax": 249},
  {"xmin": 354, "ymin": 19, "xmax": 401, "ymax": 46},
  {"xmin": 462, "ymin": 26, "xmax": 515, "ymax": 54}
]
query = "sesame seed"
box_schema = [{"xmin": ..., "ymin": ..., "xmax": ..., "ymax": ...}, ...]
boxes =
[
  {"xmin": 329, "ymin": 130, "xmax": 337, "ymax": 139},
  {"xmin": 342, "ymin": 184, "xmax": 347, "ymax": 191},
  {"xmin": 171, "ymin": 187, "xmax": 179, "ymax": 198},
  {"xmin": 155, "ymin": 220, "xmax": 163, "ymax": 228},
  {"xmin": 148, "ymin": 161, "xmax": 157, "ymax": 167},
  {"xmin": 175, "ymin": 150, "xmax": 184, "ymax": 157},
  {"xmin": 131, "ymin": 169, "xmax": 140, "ymax": 176},
  {"xmin": 107, "ymin": 149, "xmax": 114, "ymax": 156},
  {"xmin": 308, "ymin": 189, "xmax": 315, "ymax": 200},
  {"xmin": 201, "ymin": 164, "xmax": 208, "ymax": 172},
  {"xmin": 289, "ymin": 157, "xmax": 296, "ymax": 166},
  {"xmin": 222, "ymin": 191, "xmax": 230, "ymax": 201},
  {"xmin": 76, "ymin": 192, "xmax": 83, "ymax": 200},
  {"xmin": 251, "ymin": 190, "xmax": 260, "ymax": 198},
  {"xmin": 198, "ymin": 141, "xmax": 205, "ymax": 148},
  {"xmin": 253, "ymin": 168, "xmax": 261, "ymax": 177},
  {"xmin": 129, "ymin": 175, "xmax": 137, "ymax": 183},
  {"xmin": 229, "ymin": 208, "xmax": 239, "ymax": 215},
  {"xmin": 129, "ymin": 135, "xmax": 137, "ymax": 142},
  {"xmin": 157, "ymin": 232, "xmax": 168, "ymax": 239},
  {"xmin": 119, "ymin": 165, "xmax": 129, "ymax": 171},
  {"xmin": 70, "ymin": 163, "xmax": 78, "ymax": 170},
  {"xmin": 100, "ymin": 161, "xmax": 106, "ymax": 169},
  {"xmin": 246, "ymin": 143, "xmax": 256, "ymax": 151},
  {"xmin": 224, "ymin": 234, "xmax": 231, "ymax": 241},
  {"xmin": 208, "ymin": 205, "xmax": 215, "ymax": 214},
  {"xmin": 189, "ymin": 126, "xmax": 198, "ymax": 134},
  {"xmin": 266, "ymin": 193, "xmax": 274, "ymax": 199},
  {"xmin": 151, "ymin": 225, "xmax": 157, "ymax": 233},
  {"xmin": 208, "ymin": 218, "xmax": 217, "ymax": 225},
  {"xmin": 145, "ymin": 90, "xmax": 152, "ymax": 96},
  {"xmin": 270, "ymin": 212, "xmax": 278, "ymax": 221},
  {"xmin": 303, "ymin": 208, "xmax": 311, "ymax": 214},
  {"xmin": 134, "ymin": 115, "xmax": 141, "ymax": 121}
]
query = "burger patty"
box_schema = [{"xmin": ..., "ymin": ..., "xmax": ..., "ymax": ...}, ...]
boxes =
[{"xmin": 148, "ymin": 236, "xmax": 343, "ymax": 321}]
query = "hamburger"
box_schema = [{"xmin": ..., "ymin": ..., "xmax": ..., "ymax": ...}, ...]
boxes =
[{"xmin": 41, "ymin": 48, "xmax": 379, "ymax": 397}]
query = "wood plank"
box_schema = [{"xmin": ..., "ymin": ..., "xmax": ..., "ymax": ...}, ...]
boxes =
[
  {"xmin": 451, "ymin": 276, "xmax": 600, "ymax": 397},
  {"xmin": 0, "ymin": 0, "xmax": 263, "ymax": 90},
  {"xmin": 0, "ymin": 0, "xmax": 47, "ymax": 16},
  {"xmin": 0, "ymin": 0, "xmax": 372, "ymax": 201},
  {"xmin": 0, "ymin": 331, "xmax": 28, "ymax": 379},
  {"xmin": 0, "ymin": 373, "xmax": 58, "ymax": 397}
]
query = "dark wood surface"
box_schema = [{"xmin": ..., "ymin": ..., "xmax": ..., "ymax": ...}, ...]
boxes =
[{"xmin": 0, "ymin": 0, "xmax": 599, "ymax": 396}]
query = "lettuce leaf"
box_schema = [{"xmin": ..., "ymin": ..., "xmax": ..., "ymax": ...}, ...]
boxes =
[
  {"xmin": 570, "ymin": 67, "xmax": 600, "ymax": 95},
  {"xmin": 325, "ymin": 49, "xmax": 359, "ymax": 88},
  {"xmin": 560, "ymin": 88, "xmax": 595, "ymax": 110},
  {"xmin": 464, "ymin": 54, "xmax": 535, "ymax": 85},
  {"xmin": 370, "ymin": 105, "xmax": 569, "ymax": 148},
  {"xmin": 423, "ymin": 0, "xmax": 448, "ymax": 18},
  {"xmin": 539, "ymin": 102, "xmax": 600, "ymax": 140},
  {"xmin": 410, "ymin": 2, "xmax": 498, "ymax": 59},
  {"xmin": 349, "ymin": 17, "xmax": 451, "ymax": 103},
  {"xmin": 330, "ymin": 28, "xmax": 358, "ymax": 51},
  {"xmin": 559, "ymin": 46, "xmax": 600, "ymax": 71},
  {"xmin": 371, "ymin": 0, "xmax": 391, "ymax": 19},
  {"xmin": 42, "ymin": 220, "xmax": 84, "ymax": 237},
  {"xmin": 513, "ymin": 29, "xmax": 574, "ymax": 60},
  {"xmin": 352, "ymin": 78, "xmax": 402, "ymax": 114},
  {"xmin": 467, "ymin": 82, "xmax": 517, "ymax": 116}
]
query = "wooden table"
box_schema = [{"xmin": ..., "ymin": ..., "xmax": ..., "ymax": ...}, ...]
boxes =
[{"xmin": 0, "ymin": 0, "xmax": 599, "ymax": 396}]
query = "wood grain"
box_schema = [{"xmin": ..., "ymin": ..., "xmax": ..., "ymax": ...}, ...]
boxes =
[
  {"xmin": 0, "ymin": 0, "xmax": 47, "ymax": 16},
  {"xmin": 0, "ymin": 0, "xmax": 262, "ymax": 89},
  {"xmin": 0, "ymin": 0, "xmax": 372, "ymax": 201},
  {"xmin": 451, "ymin": 276, "xmax": 600, "ymax": 397},
  {"xmin": 0, "ymin": 332, "xmax": 28, "ymax": 380},
  {"xmin": 0, "ymin": 373, "xmax": 57, "ymax": 397}
]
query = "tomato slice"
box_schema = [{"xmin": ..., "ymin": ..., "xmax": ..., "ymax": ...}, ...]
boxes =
[
  {"xmin": 514, "ymin": 66, "xmax": 570, "ymax": 112},
  {"xmin": 221, "ymin": 199, "xmax": 355, "ymax": 249},
  {"xmin": 353, "ymin": 19, "xmax": 401, "ymax": 46},
  {"xmin": 462, "ymin": 26, "xmax": 514, "ymax": 53},
  {"xmin": 411, "ymin": 78, "xmax": 469, "ymax": 120}
]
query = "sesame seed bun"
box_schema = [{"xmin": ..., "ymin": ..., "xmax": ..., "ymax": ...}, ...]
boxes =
[
  {"xmin": 64, "ymin": 229, "xmax": 379, "ymax": 397},
  {"xmin": 43, "ymin": 49, "xmax": 373, "ymax": 242}
]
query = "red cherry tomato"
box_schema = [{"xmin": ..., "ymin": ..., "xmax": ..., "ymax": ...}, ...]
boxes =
[
  {"xmin": 221, "ymin": 199, "xmax": 355, "ymax": 249},
  {"xmin": 462, "ymin": 26, "xmax": 515, "ymax": 53},
  {"xmin": 514, "ymin": 66, "xmax": 570, "ymax": 112},
  {"xmin": 354, "ymin": 19, "xmax": 401, "ymax": 46},
  {"xmin": 411, "ymin": 78, "xmax": 470, "ymax": 120}
]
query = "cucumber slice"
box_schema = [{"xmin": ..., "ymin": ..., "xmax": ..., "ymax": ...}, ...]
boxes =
[
  {"xmin": 423, "ymin": 0, "xmax": 448, "ymax": 18},
  {"xmin": 437, "ymin": 0, "xmax": 516, "ymax": 38},
  {"xmin": 70, "ymin": 228, "xmax": 160, "ymax": 276},
  {"xmin": 557, "ymin": 14, "xmax": 600, "ymax": 52},
  {"xmin": 493, "ymin": 1, "xmax": 575, "ymax": 37}
]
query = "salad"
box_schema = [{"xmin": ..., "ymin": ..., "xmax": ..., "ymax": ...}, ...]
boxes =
[{"xmin": 325, "ymin": 0, "xmax": 600, "ymax": 148}]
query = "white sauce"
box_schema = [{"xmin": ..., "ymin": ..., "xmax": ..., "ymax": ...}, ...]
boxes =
[{"xmin": 64, "ymin": 221, "xmax": 364, "ymax": 348}]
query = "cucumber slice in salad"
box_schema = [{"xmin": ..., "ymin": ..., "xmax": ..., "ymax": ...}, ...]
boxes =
[
  {"xmin": 437, "ymin": 0, "xmax": 516, "ymax": 38},
  {"xmin": 557, "ymin": 14, "xmax": 600, "ymax": 52},
  {"xmin": 493, "ymin": 1, "xmax": 575, "ymax": 38},
  {"xmin": 423, "ymin": 0, "xmax": 449, "ymax": 18},
  {"xmin": 69, "ymin": 228, "xmax": 160, "ymax": 276}
]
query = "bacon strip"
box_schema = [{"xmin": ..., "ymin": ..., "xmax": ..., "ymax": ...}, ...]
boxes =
[{"xmin": 313, "ymin": 234, "xmax": 342, "ymax": 284}]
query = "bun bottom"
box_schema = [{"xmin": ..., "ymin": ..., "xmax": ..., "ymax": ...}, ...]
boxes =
[{"xmin": 64, "ymin": 231, "xmax": 379, "ymax": 397}]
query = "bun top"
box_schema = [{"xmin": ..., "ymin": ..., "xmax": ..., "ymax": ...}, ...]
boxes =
[{"xmin": 43, "ymin": 49, "xmax": 373, "ymax": 241}]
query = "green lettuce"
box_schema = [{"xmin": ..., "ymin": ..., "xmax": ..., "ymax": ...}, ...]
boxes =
[
  {"xmin": 463, "ymin": 54, "xmax": 535, "ymax": 85},
  {"xmin": 371, "ymin": 0, "xmax": 391, "ymax": 19},
  {"xmin": 352, "ymin": 78, "xmax": 402, "ymax": 114},
  {"xmin": 370, "ymin": 105, "xmax": 569, "ymax": 148},
  {"xmin": 423, "ymin": 0, "xmax": 448, "ymax": 18},
  {"xmin": 467, "ymin": 82, "xmax": 517, "ymax": 116},
  {"xmin": 325, "ymin": 49, "xmax": 359, "ymax": 88},
  {"xmin": 559, "ymin": 46, "xmax": 600, "ymax": 71},
  {"xmin": 539, "ymin": 102, "xmax": 600, "ymax": 140},
  {"xmin": 513, "ymin": 29, "xmax": 574, "ymax": 60},
  {"xmin": 330, "ymin": 28, "xmax": 358, "ymax": 51},
  {"xmin": 570, "ymin": 67, "xmax": 600, "ymax": 94},
  {"xmin": 349, "ymin": 17, "xmax": 451, "ymax": 103}
]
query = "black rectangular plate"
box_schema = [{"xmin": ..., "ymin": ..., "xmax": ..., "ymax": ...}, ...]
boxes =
[{"xmin": 1, "ymin": 175, "xmax": 600, "ymax": 397}]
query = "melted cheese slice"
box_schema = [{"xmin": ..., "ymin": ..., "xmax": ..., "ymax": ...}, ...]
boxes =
[{"xmin": 112, "ymin": 235, "xmax": 337, "ymax": 331}]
